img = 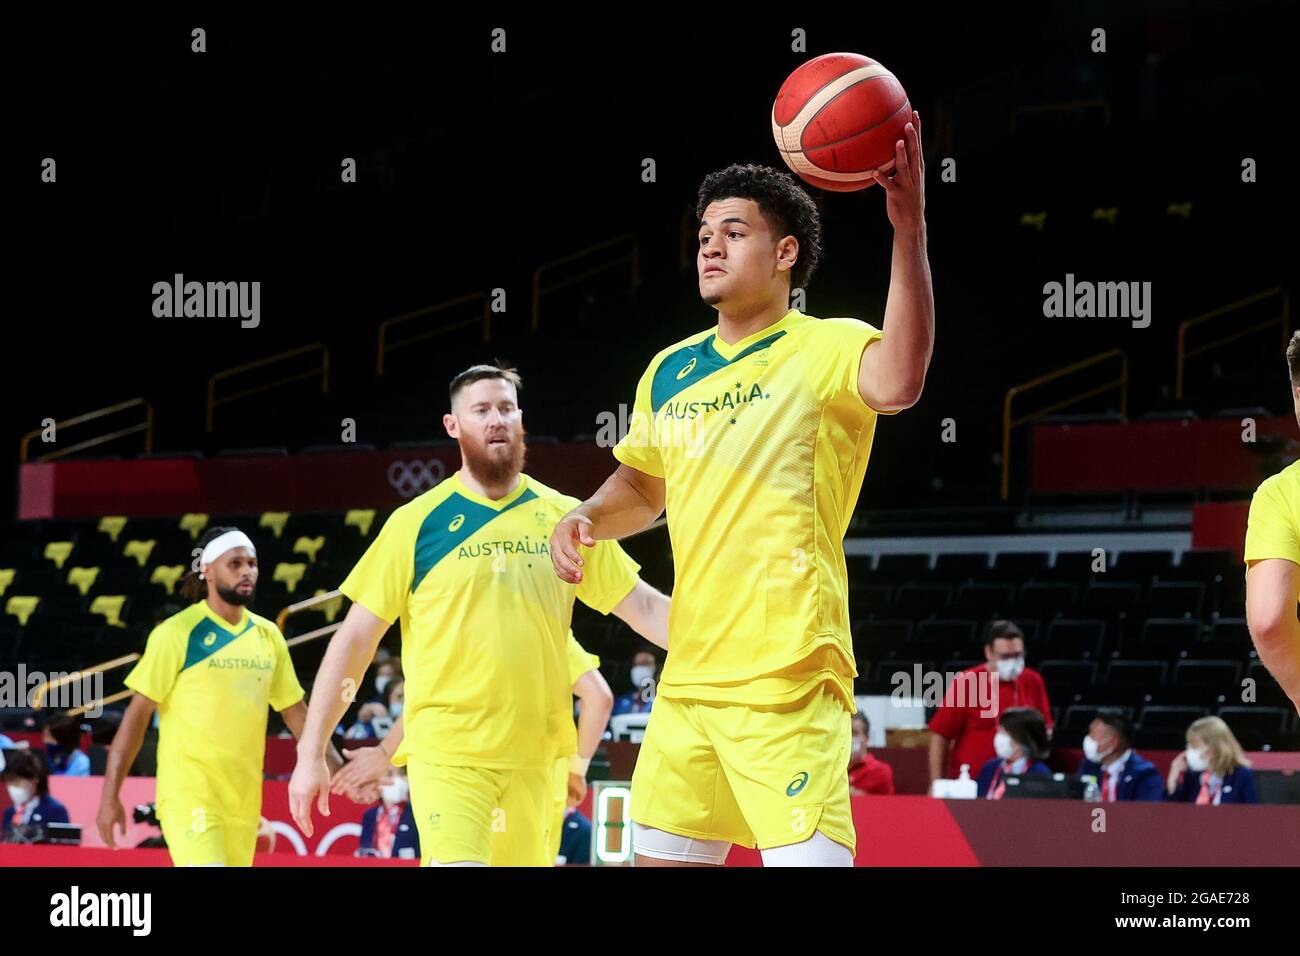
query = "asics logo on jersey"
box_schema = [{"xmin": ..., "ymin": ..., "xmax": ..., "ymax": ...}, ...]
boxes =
[
  {"xmin": 203, "ymin": 634, "xmax": 216, "ymax": 647},
  {"xmin": 448, "ymin": 514, "xmax": 465, "ymax": 532},
  {"xmin": 676, "ymin": 357, "xmax": 697, "ymax": 380},
  {"xmin": 786, "ymin": 771, "xmax": 810, "ymax": 796}
]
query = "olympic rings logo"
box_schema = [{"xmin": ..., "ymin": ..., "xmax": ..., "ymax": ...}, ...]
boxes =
[{"xmin": 387, "ymin": 459, "xmax": 445, "ymax": 498}]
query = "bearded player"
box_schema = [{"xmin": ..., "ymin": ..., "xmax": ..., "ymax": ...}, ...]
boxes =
[
  {"xmin": 550, "ymin": 115, "xmax": 932, "ymax": 866},
  {"xmin": 289, "ymin": 364, "xmax": 669, "ymax": 866}
]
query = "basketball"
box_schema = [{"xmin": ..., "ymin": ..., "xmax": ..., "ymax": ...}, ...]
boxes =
[{"xmin": 771, "ymin": 52, "xmax": 912, "ymax": 192}]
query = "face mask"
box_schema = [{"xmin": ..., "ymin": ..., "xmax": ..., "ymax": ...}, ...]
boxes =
[
  {"xmin": 630, "ymin": 665, "xmax": 655, "ymax": 690},
  {"xmin": 1082, "ymin": 735, "xmax": 1113, "ymax": 763},
  {"xmin": 389, "ymin": 702, "xmax": 403, "ymax": 718},
  {"xmin": 1186, "ymin": 746, "xmax": 1210, "ymax": 773},
  {"xmin": 375, "ymin": 676, "xmax": 392, "ymax": 696},
  {"xmin": 995, "ymin": 658, "xmax": 1025, "ymax": 681},
  {"xmin": 993, "ymin": 731, "xmax": 1018, "ymax": 760},
  {"xmin": 7, "ymin": 784, "xmax": 33, "ymax": 806},
  {"xmin": 381, "ymin": 777, "xmax": 409, "ymax": 806}
]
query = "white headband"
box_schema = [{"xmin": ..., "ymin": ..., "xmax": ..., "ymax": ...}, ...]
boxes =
[{"xmin": 200, "ymin": 530, "xmax": 256, "ymax": 569}]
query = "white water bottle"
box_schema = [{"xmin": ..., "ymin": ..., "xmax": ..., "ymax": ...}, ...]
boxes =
[{"xmin": 950, "ymin": 763, "xmax": 977, "ymax": 799}]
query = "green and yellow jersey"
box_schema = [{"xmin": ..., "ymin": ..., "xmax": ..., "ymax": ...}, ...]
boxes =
[
  {"xmin": 340, "ymin": 471, "xmax": 640, "ymax": 771},
  {"xmin": 613, "ymin": 307, "xmax": 892, "ymax": 712},
  {"xmin": 1246, "ymin": 460, "xmax": 1300, "ymax": 566},
  {"xmin": 124, "ymin": 601, "xmax": 304, "ymax": 826}
]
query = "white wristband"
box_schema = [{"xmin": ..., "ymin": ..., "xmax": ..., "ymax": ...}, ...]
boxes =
[{"xmin": 569, "ymin": 753, "xmax": 591, "ymax": 776}]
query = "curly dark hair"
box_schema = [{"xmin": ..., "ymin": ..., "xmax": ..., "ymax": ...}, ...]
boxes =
[{"xmin": 695, "ymin": 164, "xmax": 823, "ymax": 291}]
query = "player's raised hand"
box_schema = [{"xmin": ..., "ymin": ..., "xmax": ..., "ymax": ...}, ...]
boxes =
[
  {"xmin": 550, "ymin": 511, "xmax": 596, "ymax": 584},
  {"xmin": 96, "ymin": 794, "xmax": 127, "ymax": 849},
  {"xmin": 872, "ymin": 110, "xmax": 925, "ymax": 234},
  {"xmin": 330, "ymin": 744, "xmax": 393, "ymax": 803},
  {"xmin": 289, "ymin": 754, "xmax": 332, "ymax": 837}
]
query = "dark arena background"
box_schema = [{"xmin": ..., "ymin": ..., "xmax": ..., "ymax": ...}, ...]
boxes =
[{"xmin": 2, "ymin": 3, "xmax": 1297, "ymax": 936}]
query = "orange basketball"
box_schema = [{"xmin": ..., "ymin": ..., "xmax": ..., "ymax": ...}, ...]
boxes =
[{"xmin": 771, "ymin": 52, "xmax": 911, "ymax": 192}]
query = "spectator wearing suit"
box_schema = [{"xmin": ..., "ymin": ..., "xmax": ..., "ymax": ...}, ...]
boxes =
[
  {"xmin": 612, "ymin": 651, "xmax": 656, "ymax": 716},
  {"xmin": 848, "ymin": 713, "xmax": 895, "ymax": 796},
  {"xmin": 3, "ymin": 750, "xmax": 70, "ymax": 834},
  {"xmin": 555, "ymin": 807, "xmax": 594, "ymax": 865},
  {"xmin": 1165, "ymin": 716, "xmax": 1259, "ymax": 805},
  {"xmin": 358, "ymin": 766, "xmax": 419, "ymax": 859},
  {"xmin": 1076, "ymin": 710, "xmax": 1163, "ymax": 802},
  {"xmin": 976, "ymin": 706, "xmax": 1052, "ymax": 799},
  {"xmin": 928, "ymin": 620, "xmax": 1054, "ymax": 784}
]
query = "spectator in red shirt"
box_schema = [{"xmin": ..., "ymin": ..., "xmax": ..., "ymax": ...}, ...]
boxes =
[
  {"xmin": 927, "ymin": 620, "xmax": 1053, "ymax": 785},
  {"xmin": 848, "ymin": 713, "xmax": 895, "ymax": 796}
]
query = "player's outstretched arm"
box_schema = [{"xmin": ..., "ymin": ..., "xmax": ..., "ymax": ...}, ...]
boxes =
[
  {"xmin": 96, "ymin": 691, "xmax": 157, "ymax": 849},
  {"xmin": 551, "ymin": 464, "xmax": 665, "ymax": 584},
  {"xmin": 289, "ymin": 601, "xmax": 390, "ymax": 836},
  {"xmin": 858, "ymin": 109, "xmax": 934, "ymax": 414},
  {"xmin": 1246, "ymin": 558, "xmax": 1300, "ymax": 711},
  {"xmin": 610, "ymin": 579, "xmax": 671, "ymax": 650}
]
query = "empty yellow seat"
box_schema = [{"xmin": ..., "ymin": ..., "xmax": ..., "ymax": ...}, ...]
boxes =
[
  {"xmin": 292, "ymin": 536, "xmax": 325, "ymax": 563},
  {"xmin": 44, "ymin": 541, "xmax": 74, "ymax": 569},
  {"xmin": 67, "ymin": 567, "xmax": 100, "ymax": 596},
  {"xmin": 98, "ymin": 516, "xmax": 128, "ymax": 543},
  {"xmin": 259, "ymin": 512, "xmax": 290, "ymax": 539},
  {"xmin": 0, "ymin": 569, "xmax": 15, "ymax": 598},
  {"xmin": 6, "ymin": 596, "xmax": 40, "ymax": 626},
  {"xmin": 273, "ymin": 563, "xmax": 307, "ymax": 594},
  {"xmin": 313, "ymin": 590, "xmax": 344, "ymax": 623},
  {"xmin": 89, "ymin": 595, "xmax": 127, "ymax": 627},
  {"xmin": 179, "ymin": 513, "xmax": 209, "ymax": 540},
  {"xmin": 345, "ymin": 509, "xmax": 376, "ymax": 538},
  {"xmin": 150, "ymin": 565, "xmax": 185, "ymax": 595},
  {"xmin": 123, "ymin": 540, "xmax": 157, "ymax": 568}
]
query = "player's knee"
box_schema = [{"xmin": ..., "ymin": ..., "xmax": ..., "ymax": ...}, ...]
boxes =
[
  {"xmin": 632, "ymin": 822, "xmax": 730, "ymax": 865},
  {"xmin": 760, "ymin": 829, "xmax": 853, "ymax": 867}
]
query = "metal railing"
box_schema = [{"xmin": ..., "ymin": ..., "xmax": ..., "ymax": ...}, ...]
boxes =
[
  {"xmin": 532, "ymin": 234, "xmax": 640, "ymax": 332},
  {"xmin": 19, "ymin": 398, "xmax": 153, "ymax": 463},
  {"xmin": 206, "ymin": 343, "xmax": 330, "ymax": 432},
  {"xmin": 376, "ymin": 293, "xmax": 491, "ymax": 376},
  {"xmin": 30, "ymin": 652, "xmax": 142, "ymax": 718},
  {"xmin": 1175, "ymin": 287, "xmax": 1290, "ymax": 401},
  {"xmin": 1000, "ymin": 348, "xmax": 1129, "ymax": 501},
  {"xmin": 277, "ymin": 589, "xmax": 345, "ymax": 648}
]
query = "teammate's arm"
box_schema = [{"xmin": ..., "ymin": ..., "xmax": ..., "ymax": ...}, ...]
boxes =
[
  {"xmin": 857, "ymin": 110, "xmax": 933, "ymax": 414},
  {"xmin": 288, "ymin": 601, "xmax": 390, "ymax": 836},
  {"xmin": 609, "ymin": 579, "xmax": 671, "ymax": 650},
  {"xmin": 551, "ymin": 464, "xmax": 665, "ymax": 584},
  {"xmin": 569, "ymin": 668, "xmax": 614, "ymax": 807},
  {"xmin": 96, "ymin": 691, "xmax": 157, "ymax": 849},
  {"xmin": 1246, "ymin": 558, "xmax": 1300, "ymax": 709},
  {"xmin": 331, "ymin": 715, "xmax": 404, "ymax": 804},
  {"xmin": 280, "ymin": 700, "xmax": 343, "ymax": 774}
]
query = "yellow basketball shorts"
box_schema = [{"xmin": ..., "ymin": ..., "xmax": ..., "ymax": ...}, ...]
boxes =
[
  {"xmin": 630, "ymin": 683, "xmax": 856, "ymax": 854},
  {"xmin": 548, "ymin": 756, "xmax": 571, "ymax": 864},
  {"xmin": 159, "ymin": 803, "xmax": 258, "ymax": 867},
  {"xmin": 406, "ymin": 758, "xmax": 553, "ymax": 866}
]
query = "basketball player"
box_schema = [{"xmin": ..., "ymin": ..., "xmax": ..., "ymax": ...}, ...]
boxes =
[
  {"xmin": 550, "ymin": 115, "xmax": 933, "ymax": 866},
  {"xmin": 289, "ymin": 364, "xmax": 670, "ymax": 866},
  {"xmin": 1245, "ymin": 330, "xmax": 1300, "ymax": 710},
  {"xmin": 96, "ymin": 527, "xmax": 339, "ymax": 866},
  {"xmin": 330, "ymin": 629, "xmax": 616, "ymax": 865}
]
